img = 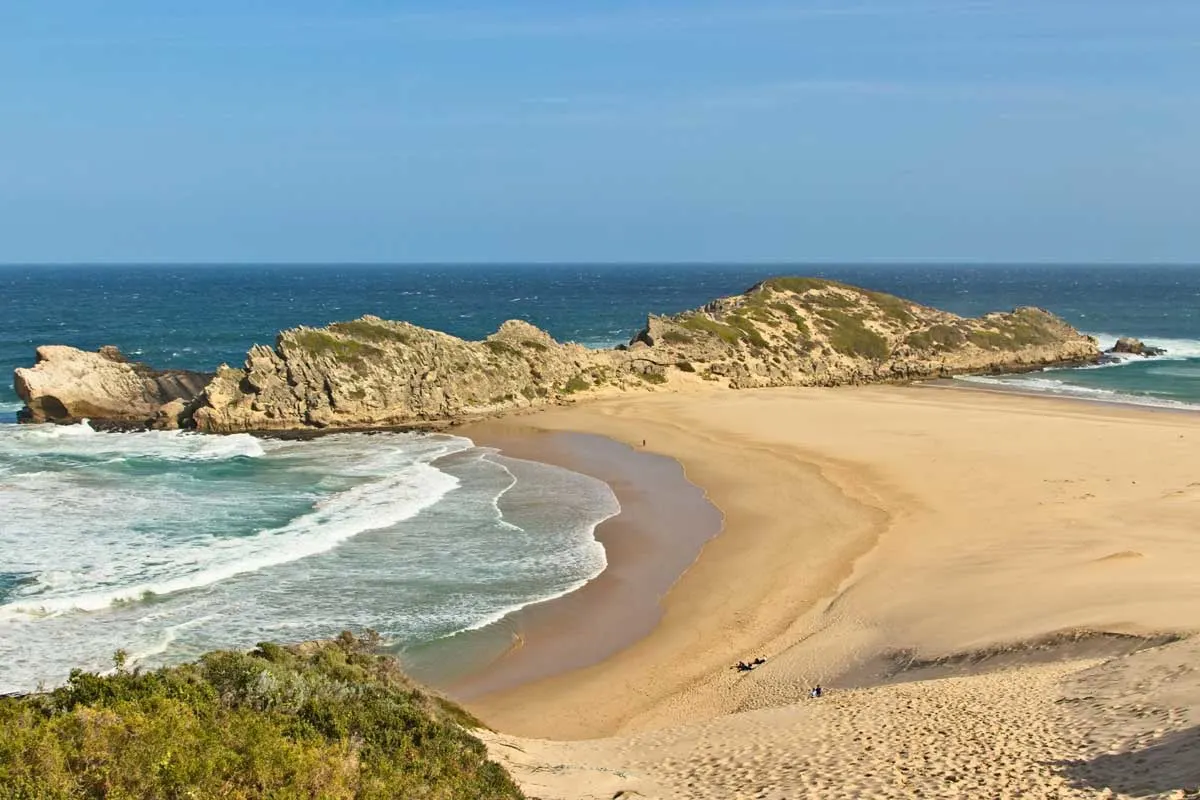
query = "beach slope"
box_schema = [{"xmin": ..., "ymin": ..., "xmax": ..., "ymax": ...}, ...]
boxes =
[{"xmin": 469, "ymin": 385, "xmax": 1200, "ymax": 798}]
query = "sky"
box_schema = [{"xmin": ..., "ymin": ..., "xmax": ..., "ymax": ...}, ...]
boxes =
[{"xmin": 1, "ymin": 1, "xmax": 1198, "ymax": 263}]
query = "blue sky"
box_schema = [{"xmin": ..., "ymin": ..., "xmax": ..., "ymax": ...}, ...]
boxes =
[{"xmin": 1, "ymin": 2, "xmax": 1197, "ymax": 263}]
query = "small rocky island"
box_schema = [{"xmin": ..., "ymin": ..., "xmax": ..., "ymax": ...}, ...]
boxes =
[{"xmin": 14, "ymin": 277, "xmax": 1102, "ymax": 432}]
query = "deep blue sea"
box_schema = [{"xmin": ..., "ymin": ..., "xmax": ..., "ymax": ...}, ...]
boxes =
[{"xmin": 2, "ymin": 264, "xmax": 1198, "ymax": 691}]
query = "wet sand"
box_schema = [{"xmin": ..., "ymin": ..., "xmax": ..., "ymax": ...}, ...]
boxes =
[
  {"xmin": 455, "ymin": 384, "xmax": 1200, "ymax": 798},
  {"xmin": 443, "ymin": 425, "xmax": 721, "ymax": 700}
]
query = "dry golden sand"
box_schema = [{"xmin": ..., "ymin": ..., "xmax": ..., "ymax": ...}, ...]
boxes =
[{"xmin": 468, "ymin": 385, "xmax": 1200, "ymax": 799}]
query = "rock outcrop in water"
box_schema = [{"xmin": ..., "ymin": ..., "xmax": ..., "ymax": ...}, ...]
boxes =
[
  {"xmin": 13, "ymin": 345, "xmax": 211, "ymax": 428},
  {"xmin": 1108, "ymin": 336, "xmax": 1166, "ymax": 358},
  {"xmin": 15, "ymin": 278, "xmax": 1100, "ymax": 431}
]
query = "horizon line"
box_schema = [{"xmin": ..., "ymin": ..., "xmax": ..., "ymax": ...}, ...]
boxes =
[{"xmin": 1, "ymin": 260, "xmax": 1199, "ymax": 268}]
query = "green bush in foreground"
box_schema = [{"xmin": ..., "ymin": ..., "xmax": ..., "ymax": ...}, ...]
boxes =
[{"xmin": 0, "ymin": 632, "xmax": 523, "ymax": 800}]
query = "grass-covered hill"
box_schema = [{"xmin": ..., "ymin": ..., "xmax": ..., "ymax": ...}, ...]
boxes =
[
  {"xmin": 630, "ymin": 277, "xmax": 1099, "ymax": 388},
  {"xmin": 0, "ymin": 632, "xmax": 522, "ymax": 799}
]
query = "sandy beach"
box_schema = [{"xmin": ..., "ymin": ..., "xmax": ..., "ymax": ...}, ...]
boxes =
[{"xmin": 460, "ymin": 384, "xmax": 1200, "ymax": 799}]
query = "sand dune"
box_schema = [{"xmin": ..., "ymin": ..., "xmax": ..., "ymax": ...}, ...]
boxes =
[{"xmin": 467, "ymin": 385, "xmax": 1200, "ymax": 798}]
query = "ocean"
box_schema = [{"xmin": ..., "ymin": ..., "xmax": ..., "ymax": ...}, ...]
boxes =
[{"xmin": 2, "ymin": 264, "xmax": 1198, "ymax": 692}]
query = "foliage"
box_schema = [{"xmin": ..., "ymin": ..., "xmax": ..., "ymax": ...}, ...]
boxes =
[
  {"xmin": 661, "ymin": 330, "xmax": 694, "ymax": 345},
  {"xmin": 482, "ymin": 340, "xmax": 520, "ymax": 357},
  {"xmin": 820, "ymin": 310, "xmax": 891, "ymax": 361},
  {"xmin": 674, "ymin": 360, "xmax": 696, "ymax": 373},
  {"xmin": 725, "ymin": 315, "xmax": 769, "ymax": 348},
  {"xmin": 678, "ymin": 315, "xmax": 744, "ymax": 345},
  {"xmin": 562, "ymin": 375, "xmax": 591, "ymax": 394},
  {"xmin": 520, "ymin": 339, "xmax": 549, "ymax": 352},
  {"xmin": 967, "ymin": 312, "xmax": 1061, "ymax": 351},
  {"xmin": 0, "ymin": 633, "xmax": 523, "ymax": 800},
  {"xmin": 863, "ymin": 290, "xmax": 915, "ymax": 324},
  {"xmin": 639, "ymin": 371, "xmax": 668, "ymax": 384},
  {"xmin": 288, "ymin": 330, "xmax": 383, "ymax": 362},
  {"xmin": 769, "ymin": 302, "xmax": 811, "ymax": 338},
  {"xmin": 328, "ymin": 320, "xmax": 412, "ymax": 345},
  {"xmin": 906, "ymin": 324, "xmax": 966, "ymax": 350},
  {"xmin": 762, "ymin": 277, "xmax": 833, "ymax": 294}
]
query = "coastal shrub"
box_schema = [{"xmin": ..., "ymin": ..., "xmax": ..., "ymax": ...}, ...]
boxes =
[
  {"xmin": 906, "ymin": 324, "xmax": 966, "ymax": 351},
  {"xmin": 288, "ymin": 330, "xmax": 384, "ymax": 362},
  {"xmin": 483, "ymin": 340, "xmax": 520, "ymax": 358},
  {"xmin": 863, "ymin": 290, "xmax": 915, "ymax": 324},
  {"xmin": 639, "ymin": 371, "xmax": 668, "ymax": 384},
  {"xmin": 769, "ymin": 302, "xmax": 811, "ymax": 337},
  {"xmin": 675, "ymin": 360, "xmax": 697, "ymax": 373},
  {"xmin": 725, "ymin": 316, "xmax": 770, "ymax": 348},
  {"xmin": 764, "ymin": 277, "xmax": 832, "ymax": 295},
  {"xmin": 678, "ymin": 315, "xmax": 743, "ymax": 345},
  {"xmin": 0, "ymin": 634, "xmax": 524, "ymax": 800},
  {"xmin": 661, "ymin": 329, "xmax": 694, "ymax": 345},
  {"xmin": 563, "ymin": 375, "xmax": 591, "ymax": 394},
  {"xmin": 520, "ymin": 339, "xmax": 549, "ymax": 352},
  {"xmin": 821, "ymin": 310, "xmax": 891, "ymax": 361},
  {"xmin": 328, "ymin": 319, "xmax": 412, "ymax": 345},
  {"xmin": 968, "ymin": 320, "xmax": 1059, "ymax": 351}
]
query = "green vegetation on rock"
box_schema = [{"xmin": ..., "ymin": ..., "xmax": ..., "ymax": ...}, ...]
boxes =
[
  {"xmin": 661, "ymin": 329, "xmax": 694, "ymax": 345},
  {"xmin": 820, "ymin": 310, "xmax": 891, "ymax": 361},
  {"xmin": 906, "ymin": 324, "xmax": 967, "ymax": 350},
  {"xmin": 726, "ymin": 315, "xmax": 769, "ymax": 348},
  {"xmin": 288, "ymin": 330, "xmax": 383, "ymax": 361},
  {"xmin": 763, "ymin": 277, "xmax": 832, "ymax": 294},
  {"xmin": 563, "ymin": 375, "xmax": 591, "ymax": 394},
  {"xmin": 679, "ymin": 315, "xmax": 744, "ymax": 345},
  {"xmin": 328, "ymin": 319, "xmax": 412, "ymax": 345},
  {"xmin": 0, "ymin": 633, "xmax": 523, "ymax": 800},
  {"xmin": 639, "ymin": 371, "xmax": 668, "ymax": 384},
  {"xmin": 482, "ymin": 340, "xmax": 520, "ymax": 358}
]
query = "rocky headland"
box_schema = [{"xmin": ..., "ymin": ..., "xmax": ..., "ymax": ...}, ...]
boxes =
[{"xmin": 13, "ymin": 277, "xmax": 1101, "ymax": 432}]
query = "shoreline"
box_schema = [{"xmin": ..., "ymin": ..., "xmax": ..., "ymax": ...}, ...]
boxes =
[
  {"xmin": 459, "ymin": 382, "xmax": 1200, "ymax": 744},
  {"xmin": 434, "ymin": 425, "xmax": 721, "ymax": 700}
]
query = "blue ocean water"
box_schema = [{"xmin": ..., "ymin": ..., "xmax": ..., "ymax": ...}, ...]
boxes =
[{"xmin": 1, "ymin": 264, "xmax": 1198, "ymax": 691}]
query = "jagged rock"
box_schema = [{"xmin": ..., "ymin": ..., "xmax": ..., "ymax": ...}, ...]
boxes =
[
  {"xmin": 1108, "ymin": 337, "xmax": 1166, "ymax": 357},
  {"xmin": 13, "ymin": 346, "xmax": 211, "ymax": 428},
  {"xmin": 190, "ymin": 316, "xmax": 614, "ymax": 433},
  {"xmin": 16, "ymin": 278, "xmax": 1102, "ymax": 432}
]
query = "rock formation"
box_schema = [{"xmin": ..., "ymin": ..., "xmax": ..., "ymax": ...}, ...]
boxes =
[
  {"xmin": 13, "ymin": 345, "xmax": 211, "ymax": 428},
  {"xmin": 15, "ymin": 278, "xmax": 1101, "ymax": 431},
  {"xmin": 1107, "ymin": 336, "xmax": 1166, "ymax": 357}
]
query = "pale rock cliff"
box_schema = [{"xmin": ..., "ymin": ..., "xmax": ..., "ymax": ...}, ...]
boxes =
[
  {"xmin": 13, "ymin": 345, "xmax": 211, "ymax": 428},
  {"xmin": 15, "ymin": 278, "xmax": 1101, "ymax": 431}
]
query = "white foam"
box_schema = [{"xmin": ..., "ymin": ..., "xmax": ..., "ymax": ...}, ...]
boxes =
[
  {"xmin": 0, "ymin": 421, "xmax": 266, "ymax": 461},
  {"xmin": 1085, "ymin": 332, "xmax": 1200, "ymax": 361},
  {"xmin": 956, "ymin": 374, "xmax": 1200, "ymax": 411},
  {"xmin": 480, "ymin": 451, "xmax": 525, "ymax": 532},
  {"xmin": 0, "ymin": 434, "xmax": 472, "ymax": 620}
]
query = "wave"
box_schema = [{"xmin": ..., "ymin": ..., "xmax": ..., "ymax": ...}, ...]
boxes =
[
  {"xmin": 0, "ymin": 438, "xmax": 467, "ymax": 619},
  {"xmin": 480, "ymin": 451, "xmax": 524, "ymax": 533},
  {"xmin": 1085, "ymin": 332, "xmax": 1200, "ymax": 362},
  {"xmin": 0, "ymin": 420, "xmax": 266, "ymax": 461},
  {"xmin": 955, "ymin": 374, "xmax": 1200, "ymax": 411},
  {"xmin": 444, "ymin": 453, "xmax": 616, "ymax": 636}
]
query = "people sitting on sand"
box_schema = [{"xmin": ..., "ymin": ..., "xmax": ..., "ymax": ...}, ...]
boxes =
[
  {"xmin": 733, "ymin": 661, "xmax": 753, "ymax": 672},
  {"xmin": 809, "ymin": 685, "xmax": 823, "ymax": 698},
  {"xmin": 752, "ymin": 656, "xmax": 766, "ymax": 666}
]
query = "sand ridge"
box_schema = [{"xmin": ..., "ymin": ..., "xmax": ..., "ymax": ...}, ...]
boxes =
[{"xmin": 467, "ymin": 385, "xmax": 1200, "ymax": 798}]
